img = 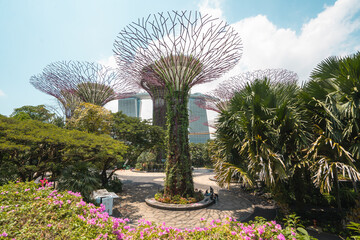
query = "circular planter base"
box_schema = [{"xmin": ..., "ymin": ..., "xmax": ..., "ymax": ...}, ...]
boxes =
[{"xmin": 145, "ymin": 196, "xmax": 215, "ymax": 211}]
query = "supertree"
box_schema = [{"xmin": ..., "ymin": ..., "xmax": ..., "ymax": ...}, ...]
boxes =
[
  {"xmin": 139, "ymin": 67, "xmax": 167, "ymax": 128},
  {"xmin": 113, "ymin": 11, "xmax": 242, "ymax": 198},
  {"xmin": 197, "ymin": 69, "xmax": 299, "ymax": 113},
  {"xmin": 30, "ymin": 61, "xmax": 136, "ymax": 119}
]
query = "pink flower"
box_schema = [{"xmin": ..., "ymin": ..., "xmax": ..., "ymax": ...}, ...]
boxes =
[
  {"xmin": 277, "ymin": 233, "xmax": 286, "ymax": 240},
  {"xmin": 47, "ymin": 224, "xmax": 52, "ymax": 227},
  {"xmin": 40, "ymin": 179, "xmax": 48, "ymax": 187},
  {"xmin": 24, "ymin": 188, "xmax": 30, "ymax": 192},
  {"xmin": 2, "ymin": 231, "xmax": 8, "ymax": 237},
  {"xmin": 231, "ymin": 231, "xmax": 237, "ymax": 235},
  {"xmin": 258, "ymin": 226, "xmax": 265, "ymax": 235}
]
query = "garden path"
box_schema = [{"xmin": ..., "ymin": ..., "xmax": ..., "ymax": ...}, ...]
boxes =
[
  {"xmin": 112, "ymin": 169, "xmax": 341, "ymax": 239},
  {"xmin": 112, "ymin": 168, "xmax": 255, "ymax": 229}
]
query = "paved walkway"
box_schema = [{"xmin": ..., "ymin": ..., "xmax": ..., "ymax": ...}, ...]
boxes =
[
  {"xmin": 111, "ymin": 169, "xmax": 341, "ymax": 239},
  {"xmin": 112, "ymin": 169, "xmax": 254, "ymax": 229}
]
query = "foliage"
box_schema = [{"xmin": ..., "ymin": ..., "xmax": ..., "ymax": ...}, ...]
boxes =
[
  {"xmin": 111, "ymin": 111, "xmax": 165, "ymax": 165},
  {"xmin": 347, "ymin": 222, "xmax": 360, "ymax": 239},
  {"xmin": 164, "ymin": 90, "xmax": 194, "ymax": 198},
  {"xmin": 0, "ymin": 115, "xmax": 127, "ymax": 186},
  {"xmin": 137, "ymin": 151, "xmax": 156, "ymax": 163},
  {"xmin": 154, "ymin": 191, "xmax": 204, "ymax": 204},
  {"xmin": 67, "ymin": 102, "xmax": 113, "ymax": 135},
  {"xmin": 0, "ymin": 181, "xmax": 313, "ymax": 239},
  {"xmin": 104, "ymin": 178, "xmax": 123, "ymax": 193},
  {"xmin": 136, "ymin": 151, "xmax": 164, "ymax": 171},
  {"xmin": 214, "ymin": 78, "xmax": 309, "ymax": 196},
  {"xmin": 57, "ymin": 162, "xmax": 101, "ymax": 201},
  {"xmin": 302, "ymin": 51, "xmax": 360, "ymax": 210},
  {"xmin": 189, "ymin": 142, "xmax": 212, "ymax": 167},
  {"xmin": 10, "ymin": 104, "xmax": 64, "ymax": 127},
  {"xmin": 212, "ymin": 52, "xmax": 360, "ymax": 215}
]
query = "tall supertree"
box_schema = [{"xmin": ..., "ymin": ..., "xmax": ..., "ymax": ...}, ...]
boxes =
[
  {"xmin": 197, "ymin": 69, "xmax": 299, "ymax": 113},
  {"xmin": 30, "ymin": 61, "xmax": 136, "ymax": 119},
  {"xmin": 114, "ymin": 11, "xmax": 242, "ymax": 198}
]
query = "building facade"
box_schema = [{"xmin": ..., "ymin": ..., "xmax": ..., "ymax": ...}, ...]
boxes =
[{"xmin": 118, "ymin": 93, "xmax": 210, "ymax": 143}]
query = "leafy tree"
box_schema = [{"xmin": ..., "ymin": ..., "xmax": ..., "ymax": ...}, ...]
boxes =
[
  {"xmin": 189, "ymin": 142, "xmax": 212, "ymax": 167},
  {"xmin": 66, "ymin": 102, "xmax": 112, "ymax": 135},
  {"xmin": 10, "ymin": 105, "xmax": 64, "ymax": 127},
  {"xmin": 214, "ymin": 77, "xmax": 310, "ymax": 206},
  {"xmin": 0, "ymin": 115, "xmax": 127, "ymax": 187},
  {"xmin": 111, "ymin": 112, "xmax": 165, "ymax": 166},
  {"xmin": 302, "ymin": 52, "xmax": 360, "ymax": 211}
]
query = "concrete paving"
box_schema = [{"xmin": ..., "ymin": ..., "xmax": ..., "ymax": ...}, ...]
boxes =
[{"xmin": 112, "ymin": 169, "xmax": 254, "ymax": 229}]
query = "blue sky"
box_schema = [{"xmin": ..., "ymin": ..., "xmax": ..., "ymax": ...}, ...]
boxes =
[{"xmin": 0, "ymin": 0, "xmax": 359, "ymax": 118}]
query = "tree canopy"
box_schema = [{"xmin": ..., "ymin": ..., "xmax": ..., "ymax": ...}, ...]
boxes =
[
  {"xmin": 111, "ymin": 111, "xmax": 165, "ymax": 165},
  {"xmin": 0, "ymin": 115, "xmax": 127, "ymax": 185}
]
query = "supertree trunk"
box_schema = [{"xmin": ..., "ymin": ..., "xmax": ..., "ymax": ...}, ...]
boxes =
[
  {"xmin": 164, "ymin": 90, "xmax": 194, "ymax": 197},
  {"xmin": 153, "ymin": 95, "xmax": 166, "ymax": 128}
]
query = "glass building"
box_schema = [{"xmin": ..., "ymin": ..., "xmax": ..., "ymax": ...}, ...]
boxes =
[
  {"xmin": 117, "ymin": 97, "xmax": 141, "ymax": 117},
  {"xmin": 118, "ymin": 93, "xmax": 210, "ymax": 143}
]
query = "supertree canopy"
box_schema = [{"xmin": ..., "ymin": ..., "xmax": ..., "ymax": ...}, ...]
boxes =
[
  {"xmin": 30, "ymin": 61, "xmax": 136, "ymax": 118},
  {"xmin": 198, "ymin": 69, "xmax": 299, "ymax": 113},
  {"xmin": 114, "ymin": 11, "xmax": 242, "ymax": 198}
]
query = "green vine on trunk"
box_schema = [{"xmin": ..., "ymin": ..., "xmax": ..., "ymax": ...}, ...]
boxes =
[{"xmin": 164, "ymin": 89, "xmax": 194, "ymax": 198}]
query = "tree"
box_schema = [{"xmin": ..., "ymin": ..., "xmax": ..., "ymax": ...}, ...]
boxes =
[
  {"xmin": 66, "ymin": 102, "xmax": 113, "ymax": 135},
  {"xmin": 111, "ymin": 112, "xmax": 165, "ymax": 166},
  {"xmin": 0, "ymin": 115, "xmax": 127, "ymax": 187},
  {"xmin": 302, "ymin": 52, "xmax": 360, "ymax": 211},
  {"xmin": 10, "ymin": 105, "xmax": 64, "ymax": 127},
  {"xmin": 114, "ymin": 11, "xmax": 242, "ymax": 198},
  {"xmin": 30, "ymin": 61, "xmax": 136, "ymax": 119},
  {"xmin": 213, "ymin": 70, "xmax": 309, "ymax": 206},
  {"xmin": 189, "ymin": 142, "xmax": 212, "ymax": 167}
]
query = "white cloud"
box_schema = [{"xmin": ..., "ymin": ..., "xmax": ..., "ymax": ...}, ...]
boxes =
[
  {"xmin": 193, "ymin": 0, "xmax": 360, "ymax": 123},
  {"xmin": 198, "ymin": 0, "xmax": 224, "ymax": 20},
  {"xmin": 0, "ymin": 89, "xmax": 6, "ymax": 97},
  {"xmin": 226, "ymin": 0, "xmax": 360, "ymax": 82},
  {"xmin": 98, "ymin": 56, "xmax": 118, "ymax": 69}
]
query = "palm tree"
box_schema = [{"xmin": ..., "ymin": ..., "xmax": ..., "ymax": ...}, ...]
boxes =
[
  {"xmin": 302, "ymin": 52, "xmax": 360, "ymax": 210},
  {"xmin": 214, "ymin": 73, "xmax": 308, "ymax": 195}
]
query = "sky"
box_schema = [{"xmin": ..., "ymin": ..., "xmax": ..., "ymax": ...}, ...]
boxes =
[{"xmin": 1, "ymin": 0, "xmax": 360, "ymax": 125}]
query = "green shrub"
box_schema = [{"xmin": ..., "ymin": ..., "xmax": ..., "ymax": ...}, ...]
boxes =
[
  {"xmin": 154, "ymin": 191, "xmax": 204, "ymax": 204},
  {"xmin": 57, "ymin": 162, "xmax": 101, "ymax": 201},
  {"xmin": 104, "ymin": 178, "xmax": 123, "ymax": 193}
]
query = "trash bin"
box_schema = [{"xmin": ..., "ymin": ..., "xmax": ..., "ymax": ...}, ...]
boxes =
[{"xmin": 91, "ymin": 189, "xmax": 119, "ymax": 215}]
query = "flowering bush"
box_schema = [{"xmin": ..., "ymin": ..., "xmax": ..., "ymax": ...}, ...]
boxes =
[
  {"xmin": 154, "ymin": 191, "xmax": 204, "ymax": 204},
  {"xmin": 0, "ymin": 181, "xmax": 314, "ymax": 239}
]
